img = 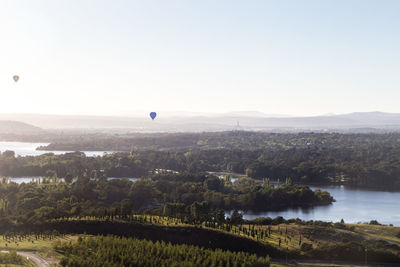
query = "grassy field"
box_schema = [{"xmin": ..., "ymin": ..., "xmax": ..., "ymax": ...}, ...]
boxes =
[
  {"xmin": 350, "ymin": 223, "xmax": 400, "ymax": 243},
  {"xmin": 0, "ymin": 234, "xmax": 78, "ymax": 251},
  {"xmin": 125, "ymin": 215, "xmax": 400, "ymax": 258},
  {"xmin": 249, "ymin": 223, "xmax": 400, "ymax": 255},
  {"xmin": 0, "ymin": 234, "xmax": 79, "ymax": 264},
  {"xmin": 68, "ymin": 214, "xmax": 400, "ymax": 256},
  {"xmin": 0, "ymin": 253, "xmax": 35, "ymax": 267},
  {"xmin": 0, "ymin": 264, "xmax": 33, "ymax": 267},
  {"xmin": 1, "ymin": 218, "xmax": 400, "ymax": 265}
]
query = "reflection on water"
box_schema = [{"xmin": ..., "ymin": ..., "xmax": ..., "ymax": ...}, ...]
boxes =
[
  {"xmin": 0, "ymin": 141, "xmax": 111, "ymax": 157},
  {"xmin": 7, "ymin": 177, "xmax": 139, "ymax": 184},
  {"xmin": 2, "ymin": 143, "xmax": 400, "ymax": 226},
  {"xmin": 108, "ymin": 177, "xmax": 139, "ymax": 182},
  {"xmin": 240, "ymin": 185, "xmax": 400, "ymax": 226},
  {"xmin": 8, "ymin": 177, "xmax": 48, "ymax": 184}
]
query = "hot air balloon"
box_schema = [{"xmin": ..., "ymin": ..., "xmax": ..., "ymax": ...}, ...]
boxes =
[
  {"xmin": 13, "ymin": 75, "xmax": 19, "ymax": 82},
  {"xmin": 150, "ymin": 112, "xmax": 157, "ymax": 120}
]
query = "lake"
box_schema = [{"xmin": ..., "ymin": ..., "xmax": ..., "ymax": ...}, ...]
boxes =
[
  {"xmin": 10, "ymin": 176, "xmax": 400, "ymax": 225},
  {"xmin": 2, "ymin": 142, "xmax": 400, "ymax": 226},
  {"xmin": 7, "ymin": 177, "xmax": 139, "ymax": 184},
  {"xmin": 239, "ymin": 185, "xmax": 400, "ymax": 226},
  {"xmin": 0, "ymin": 141, "xmax": 110, "ymax": 157}
]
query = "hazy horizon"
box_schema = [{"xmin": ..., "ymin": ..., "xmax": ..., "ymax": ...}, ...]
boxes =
[
  {"xmin": 2, "ymin": 0, "xmax": 400, "ymax": 117},
  {"xmin": 2, "ymin": 2, "xmax": 400, "ymax": 265},
  {"xmin": 0, "ymin": 109, "xmax": 394, "ymax": 118}
]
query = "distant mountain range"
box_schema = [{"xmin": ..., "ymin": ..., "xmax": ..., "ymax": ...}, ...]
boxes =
[
  {"xmin": 0, "ymin": 120, "xmax": 43, "ymax": 134},
  {"xmin": 1, "ymin": 112, "xmax": 400, "ymax": 132}
]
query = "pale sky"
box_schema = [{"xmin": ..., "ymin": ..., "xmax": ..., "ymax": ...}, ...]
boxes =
[{"xmin": 1, "ymin": 0, "xmax": 399, "ymax": 116}]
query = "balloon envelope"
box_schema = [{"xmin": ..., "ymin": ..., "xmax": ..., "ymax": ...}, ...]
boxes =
[
  {"xmin": 13, "ymin": 75, "xmax": 19, "ymax": 82},
  {"xmin": 150, "ymin": 112, "xmax": 157, "ymax": 120}
]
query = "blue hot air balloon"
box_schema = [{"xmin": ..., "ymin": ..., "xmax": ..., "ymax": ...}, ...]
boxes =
[{"xmin": 150, "ymin": 112, "xmax": 157, "ymax": 120}]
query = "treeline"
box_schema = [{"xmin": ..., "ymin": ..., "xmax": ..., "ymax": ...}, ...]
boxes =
[
  {"xmin": 0, "ymin": 174, "xmax": 333, "ymax": 224},
  {"xmin": 38, "ymin": 131, "xmax": 400, "ymax": 152},
  {"xmin": 5, "ymin": 217, "xmax": 399, "ymax": 264},
  {"xmin": 55, "ymin": 236, "xmax": 270, "ymax": 267},
  {"xmin": 2, "ymin": 140, "xmax": 400, "ymax": 189},
  {"xmin": 2, "ymin": 219, "xmax": 279, "ymax": 258}
]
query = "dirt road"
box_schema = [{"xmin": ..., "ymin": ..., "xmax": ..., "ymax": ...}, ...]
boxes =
[{"xmin": 17, "ymin": 251, "xmax": 52, "ymax": 267}]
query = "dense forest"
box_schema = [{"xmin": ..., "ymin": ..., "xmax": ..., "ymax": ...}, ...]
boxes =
[
  {"xmin": 0, "ymin": 174, "xmax": 332, "ymax": 225},
  {"xmin": 37, "ymin": 131, "xmax": 400, "ymax": 152},
  {"xmin": 0, "ymin": 131, "xmax": 399, "ymax": 264},
  {"xmin": 55, "ymin": 236, "xmax": 271, "ymax": 267},
  {"xmin": 0, "ymin": 174, "xmax": 399, "ymax": 265},
  {"xmin": 1, "ymin": 132, "xmax": 400, "ymax": 189}
]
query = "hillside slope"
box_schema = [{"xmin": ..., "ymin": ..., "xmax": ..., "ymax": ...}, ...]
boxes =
[{"xmin": 0, "ymin": 120, "xmax": 43, "ymax": 134}]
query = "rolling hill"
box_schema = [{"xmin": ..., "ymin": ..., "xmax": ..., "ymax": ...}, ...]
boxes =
[
  {"xmin": 0, "ymin": 112, "xmax": 400, "ymax": 132},
  {"xmin": 0, "ymin": 120, "xmax": 43, "ymax": 134}
]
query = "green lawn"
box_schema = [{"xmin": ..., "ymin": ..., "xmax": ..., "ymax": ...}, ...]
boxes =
[
  {"xmin": 350, "ymin": 223, "xmax": 400, "ymax": 243},
  {"xmin": 0, "ymin": 234, "xmax": 80, "ymax": 264},
  {"xmin": 0, "ymin": 235, "xmax": 78, "ymax": 252},
  {"xmin": 0, "ymin": 221, "xmax": 399, "ymax": 265}
]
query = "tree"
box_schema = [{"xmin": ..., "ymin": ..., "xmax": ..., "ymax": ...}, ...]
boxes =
[
  {"xmin": 2, "ymin": 150, "xmax": 15, "ymax": 158},
  {"xmin": 64, "ymin": 173, "xmax": 73, "ymax": 184},
  {"xmin": 204, "ymin": 176, "xmax": 223, "ymax": 191},
  {"xmin": 229, "ymin": 210, "xmax": 243, "ymax": 225},
  {"xmin": 214, "ymin": 209, "xmax": 225, "ymax": 224},
  {"xmin": 120, "ymin": 199, "xmax": 132, "ymax": 218},
  {"xmin": 129, "ymin": 181, "xmax": 158, "ymax": 210},
  {"xmin": 190, "ymin": 201, "xmax": 212, "ymax": 223}
]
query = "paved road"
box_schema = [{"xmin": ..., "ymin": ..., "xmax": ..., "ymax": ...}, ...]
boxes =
[{"xmin": 17, "ymin": 251, "xmax": 51, "ymax": 267}]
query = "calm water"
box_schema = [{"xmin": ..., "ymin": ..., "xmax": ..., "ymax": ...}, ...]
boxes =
[
  {"xmin": 240, "ymin": 185, "xmax": 400, "ymax": 226},
  {"xmin": 8, "ymin": 178, "xmax": 400, "ymax": 225},
  {"xmin": 0, "ymin": 141, "xmax": 110, "ymax": 157},
  {"xmin": 2, "ymin": 142, "xmax": 400, "ymax": 225},
  {"xmin": 8, "ymin": 177, "xmax": 139, "ymax": 184}
]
